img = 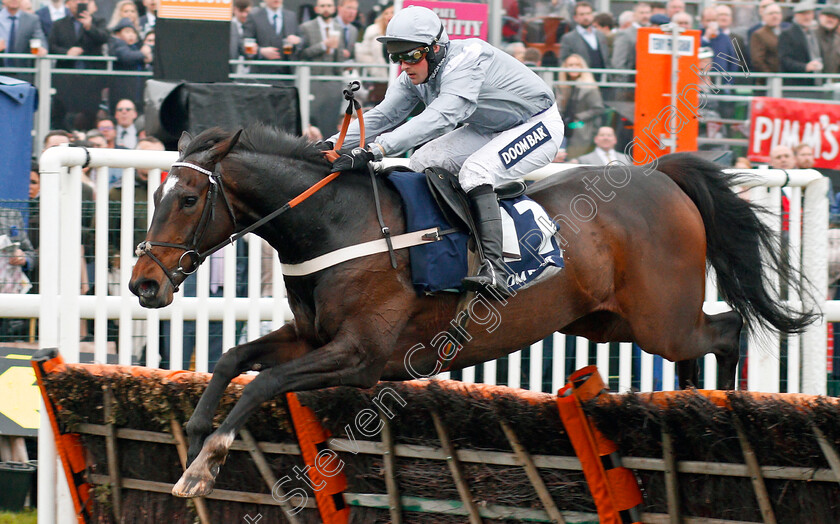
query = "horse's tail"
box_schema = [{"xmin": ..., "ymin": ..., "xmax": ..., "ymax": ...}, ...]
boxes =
[{"xmin": 653, "ymin": 152, "xmax": 818, "ymax": 334}]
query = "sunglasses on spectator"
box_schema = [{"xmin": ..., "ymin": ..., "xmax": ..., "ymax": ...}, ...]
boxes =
[{"xmin": 389, "ymin": 46, "xmax": 429, "ymax": 65}]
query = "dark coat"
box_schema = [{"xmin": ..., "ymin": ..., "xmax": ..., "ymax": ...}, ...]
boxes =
[
  {"xmin": 749, "ymin": 25, "xmax": 779, "ymax": 73},
  {"xmin": 48, "ymin": 14, "xmax": 109, "ymax": 68},
  {"xmin": 35, "ymin": 5, "xmax": 70, "ymax": 39}
]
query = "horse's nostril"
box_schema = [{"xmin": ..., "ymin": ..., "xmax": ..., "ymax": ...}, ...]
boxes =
[{"xmin": 136, "ymin": 279, "xmax": 159, "ymax": 299}]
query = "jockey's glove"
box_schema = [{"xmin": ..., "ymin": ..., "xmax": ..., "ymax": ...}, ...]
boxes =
[{"xmin": 331, "ymin": 147, "xmax": 376, "ymax": 173}]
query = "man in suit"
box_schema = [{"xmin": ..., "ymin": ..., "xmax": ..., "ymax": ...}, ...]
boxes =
[
  {"xmin": 242, "ymin": 0, "xmax": 301, "ymax": 74},
  {"xmin": 560, "ymin": 1, "xmax": 609, "ymax": 70},
  {"xmin": 1, "ymin": 0, "xmax": 47, "ymax": 67},
  {"xmin": 48, "ymin": 0, "xmax": 109, "ymax": 68},
  {"xmin": 298, "ymin": 0, "xmax": 347, "ymax": 63},
  {"xmin": 334, "ymin": 0, "xmax": 358, "ymax": 61},
  {"xmin": 779, "ymin": 2, "xmax": 823, "ymax": 86},
  {"xmin": 750, "ymin": 2, "xmax": 783, "ymax": 73},
  {"xmin": 575, "ymin": 127, "xmax": 631, "ymax": 165},
  {"xmin": 35, "ymin": 0, "xmax": 68, "ymax": 38},
  {"xmin": 611, "ymin": 2, "xmax": 650, "ymax": 99},
  {"xmin": 138, "ymin": 0, "xmax": 158, "ymax": 35},
  {"xmin": 299, "ymin": 0, "xmax": 350, "ymax": 132},
  {"xmin": 748, "ymin": 0, "xmax": 789, "ymax": 43}
]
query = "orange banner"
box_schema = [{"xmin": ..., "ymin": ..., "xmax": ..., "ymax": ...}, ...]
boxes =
[{"xmin": 159, "ymin": 0, "xmax": 232, "ymax": 21}]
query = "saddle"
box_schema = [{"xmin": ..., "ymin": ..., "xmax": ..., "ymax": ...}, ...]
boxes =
[{"xmin": 383, "ymin": 165, "xmax": 528, "ymax": 238}]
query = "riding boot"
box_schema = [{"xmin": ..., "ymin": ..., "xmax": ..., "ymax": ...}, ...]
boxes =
[{"xmin": 462, "ymin": 185, "xmax": 512, "ymax": 298}]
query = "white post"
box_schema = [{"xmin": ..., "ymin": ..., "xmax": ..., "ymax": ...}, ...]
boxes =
[{"xmin": 802, "ymin": 177, "xmax": 829, "ymax": 394}]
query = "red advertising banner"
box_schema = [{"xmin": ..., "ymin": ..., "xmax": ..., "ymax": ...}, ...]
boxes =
[
  {"xmin": 403, "ymin": 0, "xmax": 489, "ymax": 41},
  {"xmin": 749, "ymin": 97, "xmax": 840, "ymax": 168}
]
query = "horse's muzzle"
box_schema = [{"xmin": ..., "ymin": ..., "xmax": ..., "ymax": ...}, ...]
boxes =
[{"xmin": 129, "ymin": 277, "xmax": 170, "ymax": 308}]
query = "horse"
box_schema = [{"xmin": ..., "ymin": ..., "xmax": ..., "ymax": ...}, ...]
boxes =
[{"xmin": 129, "ymin": 125, "xmax": 814, "ymax": 498}]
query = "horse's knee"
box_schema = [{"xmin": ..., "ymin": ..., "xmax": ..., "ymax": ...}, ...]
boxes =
[{"xmin": 212, "ymin": 350, "xmax": 240, "ymax": 378}]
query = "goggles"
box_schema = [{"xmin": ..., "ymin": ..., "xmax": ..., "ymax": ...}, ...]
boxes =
[{"xmin": 389, "ymin": 46, "xmax": 430, "ymax": 64}]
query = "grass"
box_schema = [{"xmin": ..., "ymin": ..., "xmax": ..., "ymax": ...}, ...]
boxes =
[{"xmin": 0, "ymin": 510, "xmax": 36, "ymax": 524}]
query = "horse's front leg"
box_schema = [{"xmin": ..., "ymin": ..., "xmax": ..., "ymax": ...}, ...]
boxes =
[
  {"xmin": 184, "ymin": 323, "xmax": 312, "ymax": 465},
  {"xmin": 172, "ymin": 333, "xmax": 388, "ymax": 498}
]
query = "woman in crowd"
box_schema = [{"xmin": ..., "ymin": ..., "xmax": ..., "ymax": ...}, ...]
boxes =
[
  {"xmin": 554, "ymin": 53, "xmax": 604, "ymax": 159},
  {"xmin": 355, "ymin": 3, "xmax": 394, "ymax": 79},
  {"xmin": 108, "ymin": 0, "xmax": 140, "ymax": 32}
]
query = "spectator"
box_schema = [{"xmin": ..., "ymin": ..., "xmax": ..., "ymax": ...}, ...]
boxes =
[
  {"xmin": 355, "ymin": 1, "xmax": 392, "ymax": 77},
  {"xmin": 334, "ymin": 0, "xmax": 359, "ymax": 60},
  {"xmin": 43, "ymin": 129, "xmax": 72, "ymax": 149},
  {"xmin": 230, "ymin": 0, "xmax": 251, "ymax": 74},
  {"xmin": 575, "ymin": 126, "xmax": 630, "ymax": 165},
  {"xmin": 299, "ymin": 0, "xmax": 343, "ymax": 62},
  {"xmin": 665, "ymin": 0, "xmax": 685, "ymax": 19},
  {"xmin": 769, "ymin": 145, "xmax": 795, "ymax": 169},
  {"xmin": 555, "ymin": 53, "xmax": 604, "ymax": 159},
  {"xmin": 242, "ymin": 0, "xmax": 301, "ymax": 74},
  {"xmin": 523, "ymin": 47, "xmax": 540, "ymax": 66},
  {"xmin": 96, "ymin": 117, "xmax": 117, "ymax": 148},
  {"xmin": 560, "ymin": 1, "xmax": 609, "ymax": 71},
  {"xmin": 1, "ymin": 0, "xmax": 48, "ymax": 68},
  {"xmin": 35, "ymin": 0, "xmax": 68, "ymax": 37},
  {"xmin": 27, "ymin": 161, "xmax": 39, "ymax": 279},
  {"xmin": 794, "ymin": 143, "xmax": 816, "ymax": 169},
  {"xmin": 299, "ymin": 0, "xmax": 348, "ymax": 132},
  {"xmin": 816, "ymin": 6, "xmax": 840, "ymax": 75},
  {"xmin": 672, "ymin": 11, "xmax": 693, "ymax": 31},
  {"xmin": 504, "ymin": 41, "xmax": 526, "ymax": 62},
  {"xmin": 651, "ymin": 2, "xmax": 666, "ymax": 17},
  {"xmin": 0, "ymin": 205, "xmax": 36, "ymax": 341},
  {"xmin": 138, "ymin": 0, "xmax": 158, "ymax": 35},
  {"xmin": 113, "ymin": 98, "xmax": 140, "ymax": 148},
  {"xmin": 748, "ymin": 0, "xmax": 789, "ymax": 43},
  {"xmin": 617, "ymin": 10, "xmax": 634, "ymax": 31},
  {"xmin": 702, "ymin": 5, "xmax": 744, "ymax": 79},
  {"xmin": 734, "ymin": 157, "xmax": 752, "ymax": 169},
  {"xmin": 611, "ymin": 3, "xmax": 651, "ymax": 74},
  {"xmin": 48, "ymin": 0, "xmax": 109, "ymax": 68},
  {"xmin": 109, "ymin": 18, "xmax": 151, "ymax": 71},
  {"xmin": 107, "ymin": 0, "xmax": 138, "ymax": 31},
  {"xmin": 593, "ymin": 12, "xmax": 615, "ymax": 37},
  {"xmin": 85, "ymin": 129, "xmax": 105, "ymax": 147},
  {"xmin": 750, "ymin": 2, "xmax": 782, "ymax": 73},
  {"xmin": 779, "ymin": 2, "xmax": 823, "ymax": 85}
]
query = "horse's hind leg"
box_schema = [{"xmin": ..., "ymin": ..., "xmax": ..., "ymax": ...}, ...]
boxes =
[
  {"xmin": 673, "ymin": 311, "xmax": 742, "ymax": 390},
  {"xmin": 707, "ymin": 311, "xmax": 743, "ymax": 390},
  {"xmin": 184, "ymin": 324, "xmax": 312, "ymax": 465}
]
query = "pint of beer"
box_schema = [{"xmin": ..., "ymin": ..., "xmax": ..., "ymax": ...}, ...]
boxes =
[
  {"xmin": 283, "ymin": 38, "xmax": 293, "ymax": 55},
  {"xmin": 30, "ymin": 38, "xmax": 41, "ymax": 55},
  {"xmin": 243, "ymin": 38, "xmax": 258, "ymax": 55}
]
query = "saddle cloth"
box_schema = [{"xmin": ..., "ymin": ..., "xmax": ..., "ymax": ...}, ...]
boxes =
[{"xmin": 387, "ymin": 171, "xmax": 564, "ymax": 294}]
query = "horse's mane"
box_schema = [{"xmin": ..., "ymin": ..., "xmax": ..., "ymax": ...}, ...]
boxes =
[{"xmin": 184, "ymin": 124, "xmax": 330, "ymax": 166}]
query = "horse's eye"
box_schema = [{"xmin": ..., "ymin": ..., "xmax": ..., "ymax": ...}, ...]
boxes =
[{"xmin": 183, "ymin": 196, "xmax": 198, "ymax": 208}]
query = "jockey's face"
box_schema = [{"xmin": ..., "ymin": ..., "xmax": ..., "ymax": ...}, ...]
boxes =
[{"xmin": 402, "ymin": 44, "xmax": 437, "ymax": 85}]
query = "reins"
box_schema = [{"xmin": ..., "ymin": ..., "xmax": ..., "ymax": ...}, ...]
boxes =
[{"xmin": 136, "ymin": 82, "xmax": 380, "ymax": 290}]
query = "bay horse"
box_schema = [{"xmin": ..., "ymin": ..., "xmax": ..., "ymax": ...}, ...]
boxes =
[{"xmin": 129, "ymin": 125, "xmax": 814, "ymax": 498}]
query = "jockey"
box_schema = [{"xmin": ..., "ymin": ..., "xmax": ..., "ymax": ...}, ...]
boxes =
[{"xmin": 324, "ymin": 6, "xmax": 564, "ymax": 297}]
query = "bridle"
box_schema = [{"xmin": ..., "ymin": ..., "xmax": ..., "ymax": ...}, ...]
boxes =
[
  {"xmin": 135, "ymin": 82, "xmax": 377, "ymax": 292},
  {"xmin": 135, "ymin": 160, "xmax": 238, "ymax": 292}
]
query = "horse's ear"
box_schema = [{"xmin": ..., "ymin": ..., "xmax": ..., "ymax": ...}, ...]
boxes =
[
  {"xmin": 177, "ymin": 131, "xmax": 193, "ymax": 156},
  {"xmin": 208, "ymin": 129, "xmax": 243, "ymax": 164}
]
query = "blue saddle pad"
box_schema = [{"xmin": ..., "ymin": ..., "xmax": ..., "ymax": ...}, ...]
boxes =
[{"xmin": 387, "ymin": 171, "xmax": 564, "ymax": 294}]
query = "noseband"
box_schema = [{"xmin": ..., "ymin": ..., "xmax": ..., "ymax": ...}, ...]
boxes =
[{"xmin": 135, "ymin": 161, "xmax": 238, "ymax": 292}]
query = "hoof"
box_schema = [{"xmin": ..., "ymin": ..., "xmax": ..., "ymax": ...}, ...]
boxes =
[{"xmin": 172, "ymin": 470, "xmax": 216, "ymax": 498}]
